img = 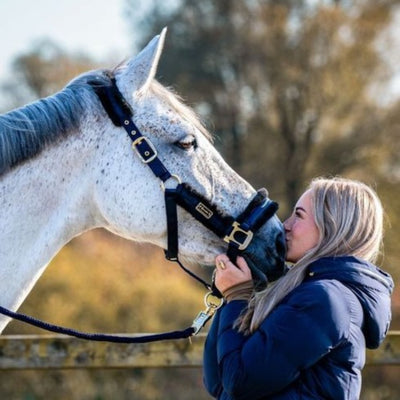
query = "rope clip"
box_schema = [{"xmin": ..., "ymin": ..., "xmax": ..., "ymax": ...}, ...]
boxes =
[{"xmin": 191, "ymin": 292, "xmax": 224, "ymax": 335}]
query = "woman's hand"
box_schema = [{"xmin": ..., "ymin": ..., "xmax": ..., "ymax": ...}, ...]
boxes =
[{"xmin": 214, "ymin": 254, "xmax": 252, "ymax": 294}]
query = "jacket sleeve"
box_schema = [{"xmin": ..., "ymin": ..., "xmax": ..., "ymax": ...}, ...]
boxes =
[
  {"xmin": 203, "ymin": 301, "xmax": 248, "ymax": 397},
  {"xmin": 212, "ymin": 282, "xmax": 351, "ymax": 399}
]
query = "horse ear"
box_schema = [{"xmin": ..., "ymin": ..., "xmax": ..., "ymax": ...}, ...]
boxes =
[{"xmin": 118, "ymin": 27, "xmax": 167, "ymax": 93}]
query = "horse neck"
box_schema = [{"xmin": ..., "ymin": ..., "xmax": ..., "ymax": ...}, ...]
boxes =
[{"xmin": 0, "ymin": 127, "xmax": 100, "ymax": 328}]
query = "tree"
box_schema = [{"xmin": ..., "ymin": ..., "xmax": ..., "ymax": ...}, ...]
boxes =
[
  {"xmin": 125, "ymin": 0, "xmax": 399, "ymax": 208},
  {"xmin": 0, "ymin": 39, "xmax": 97, "ymax": 111}
]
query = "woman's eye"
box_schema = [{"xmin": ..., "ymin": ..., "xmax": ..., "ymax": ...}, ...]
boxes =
[
  {"xmin": 294, "ymin": 211, "xmax": 302, "ymax": 218},
  {"xmin": 174, "ymin": 137, "xmax": 197, "ymax": 151}
]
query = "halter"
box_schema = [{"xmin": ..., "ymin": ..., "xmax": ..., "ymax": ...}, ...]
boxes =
[
  {"xmin": 89, "ymin": 73, "xmax": 279, "ymax": 275},
  {"xmin": 0, "ymin": 74, "xmax": 280, "ymax": 342}
]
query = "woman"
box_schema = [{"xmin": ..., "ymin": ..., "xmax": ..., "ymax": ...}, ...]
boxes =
[{"xmin": 203, "ymin": 177, "xmax": 393, "ymax": 400}]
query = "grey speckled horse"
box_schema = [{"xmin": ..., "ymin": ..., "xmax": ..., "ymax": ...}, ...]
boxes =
[{"xmin": 0, "ymin": 29, "xmax": 285, "ymax": 333}]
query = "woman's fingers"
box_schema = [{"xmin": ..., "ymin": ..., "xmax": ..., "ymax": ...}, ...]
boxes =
[
  {"xmin": 215, "ymin": 255, "xmax": 250, "ymax": 273},
  {"xmin": 214, "ymin": 254, "xmax": 253, "ymax": 293},
  {"xmin": 236, "ymin": 256, "xmax": 252, "ymax": 276}
]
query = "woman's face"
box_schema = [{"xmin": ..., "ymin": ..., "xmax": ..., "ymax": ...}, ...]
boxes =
[{"xmin": 283, "ymin": 190, "xmax": 320, "ymax": 263}]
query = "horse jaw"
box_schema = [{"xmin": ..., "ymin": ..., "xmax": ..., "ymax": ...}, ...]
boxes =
[{"xmin": 117, "ymin": 27, "xmax": 167, "ymax": 97}]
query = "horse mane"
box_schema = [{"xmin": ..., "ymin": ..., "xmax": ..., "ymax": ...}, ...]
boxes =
[
  {"xmin": 0, "ymin": 71, "xmax": 103, "ymax": 177},
  {"xmin": 0, "ymin": 64, "xmax": 212, "ymax": 177}
]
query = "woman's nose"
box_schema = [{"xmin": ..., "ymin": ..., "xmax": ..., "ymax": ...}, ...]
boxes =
[{"xmin": 283, "ymin": 217, "xmax": 291, "ymax": 231}]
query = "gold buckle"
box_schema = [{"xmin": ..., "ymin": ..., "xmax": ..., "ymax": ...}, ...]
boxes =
[
  {"xmin": 223, "ymin": 221, "xmax": 254, "ymax": 250},
  {"xmin": 131, "ymin": 136, "xmax": 158, "ymax": 164}
]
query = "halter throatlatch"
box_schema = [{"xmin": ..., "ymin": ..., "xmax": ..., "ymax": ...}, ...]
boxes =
[{"xmin": 0, "ymin": 73, "xmax": 280, "ymax": 343}]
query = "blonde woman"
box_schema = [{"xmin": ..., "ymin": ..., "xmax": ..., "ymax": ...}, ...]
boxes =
[{"xmin": 204, "ymin": 177, "xmax": 393, "ymax": 400}]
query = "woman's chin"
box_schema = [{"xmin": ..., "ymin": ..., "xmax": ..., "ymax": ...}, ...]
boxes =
[{"xmin": 285, "ymin": 253, "xmax": 297, "ymax": 264}]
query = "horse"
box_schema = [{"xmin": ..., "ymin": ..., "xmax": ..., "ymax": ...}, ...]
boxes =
[{"xmin": 0, "ymin": 29, "xmax": 285, "ymax": 333}]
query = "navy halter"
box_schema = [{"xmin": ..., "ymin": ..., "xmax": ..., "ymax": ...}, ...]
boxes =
[{"xmin": 89, "ymin": 73, "xmax": 279, "ymax": 275}]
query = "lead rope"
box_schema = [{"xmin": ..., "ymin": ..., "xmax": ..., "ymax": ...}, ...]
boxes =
[
  {"xmin": 0, "ymin": 254, "xmax": 222, "ymax": 342},
  {"xmin": 0, "ymin": 271, "xmax": 221, "ymax": 343},
  {"xmin": 0, "ymin": 236, "xmax": 223, "ymax": 342},
  {"xmin": 0, "ymin": 243, "xmax": 221, "ymax": 342},
  {"xmin": 0, "ymin": 175, "xmax": 222, "ymax": 343},
  {"xmin": 0, "ymin": 305, "xmax": 197, "ymax": 343}
]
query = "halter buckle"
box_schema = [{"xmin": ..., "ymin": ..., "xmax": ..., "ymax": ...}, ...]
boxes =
[
  {"xmin": 131, "ymin": 136, "xmax": 158, "ymax": 164},
  {"xmin": 223, "ymin": 221, "xmax": 254, "ymax": 250}
]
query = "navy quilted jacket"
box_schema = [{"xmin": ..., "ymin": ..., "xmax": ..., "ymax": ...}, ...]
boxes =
[{"xmin": 203, "ymin": 256, "xmax": 393, "ymax": 399}]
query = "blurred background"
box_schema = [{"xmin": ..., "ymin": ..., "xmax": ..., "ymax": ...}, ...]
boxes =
[{"xmin": 0, "ymin": 0, "xmax": 399, "ymax": 399}]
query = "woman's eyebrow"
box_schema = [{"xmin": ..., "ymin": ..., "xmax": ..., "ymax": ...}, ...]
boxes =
[{"xmin": 295, "ymin": 206, "xmax": 307, "ymax": 213}]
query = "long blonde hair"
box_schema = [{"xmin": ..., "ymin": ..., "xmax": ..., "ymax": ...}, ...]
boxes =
[{"xmin": 237, "ymin": 177, "xmax": 384, "ymax": 334}]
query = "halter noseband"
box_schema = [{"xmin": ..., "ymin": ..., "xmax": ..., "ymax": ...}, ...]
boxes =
[{"xmin": 89, "ymin": 74, "xmax": 279, "ymax": 283}]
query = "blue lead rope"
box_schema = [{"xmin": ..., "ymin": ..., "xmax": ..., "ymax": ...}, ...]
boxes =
[
  {"xmin": 0, "ymin": 305, "xmax": 195, "ymax": 343},
  {"xmin": 0, "ymin": 258, "xmax": 217, "ymax": 343}
]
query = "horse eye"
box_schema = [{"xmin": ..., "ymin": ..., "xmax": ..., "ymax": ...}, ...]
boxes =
[{"xmin": 174, "ymin": 137, "xmax": 197, "ymax": 151}]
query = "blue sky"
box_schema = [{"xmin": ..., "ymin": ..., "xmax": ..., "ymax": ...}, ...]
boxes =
[{"xmin": 0, "ymin": 0, "xmax": 134, "ymax": 78}]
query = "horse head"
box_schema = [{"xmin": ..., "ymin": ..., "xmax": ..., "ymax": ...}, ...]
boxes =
[{"xmin": 76, "ymin": 29, "xmax": 285, "ymax": 280}]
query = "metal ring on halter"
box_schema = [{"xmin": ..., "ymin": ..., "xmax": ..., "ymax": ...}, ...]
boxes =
[
  {"xmin": 160, "ymin": 174, "xmax": 182, "ymax": 191},
  {"xmin": 204, "ymin": 291, "xmax": 224, "ymax": 310}
]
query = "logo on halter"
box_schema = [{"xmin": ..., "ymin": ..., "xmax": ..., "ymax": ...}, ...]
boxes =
[{"xmin": 195, "ymin": 202, "xmax": 214, "ymax": 219}]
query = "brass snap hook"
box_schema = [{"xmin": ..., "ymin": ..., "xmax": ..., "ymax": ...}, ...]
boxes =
[{"xmin": 204, "ymin": 291, "xmax": 224, "ymax": 310}]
